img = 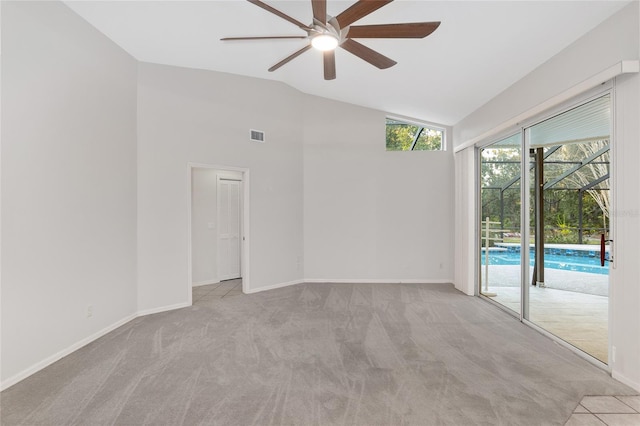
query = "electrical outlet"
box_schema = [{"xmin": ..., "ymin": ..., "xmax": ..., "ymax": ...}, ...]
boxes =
[
  {"xmin": 87, "ymin": 305, "xmax": 93, "ymax": 318},
  {"xmin": 439, "ymin": 262, "xmax": 444, "ymax": 269}
]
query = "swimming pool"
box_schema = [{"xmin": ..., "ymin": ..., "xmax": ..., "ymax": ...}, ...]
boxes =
[{"xmin": 481, "ymin": 250, "xmax": 609, "ymax": 275}]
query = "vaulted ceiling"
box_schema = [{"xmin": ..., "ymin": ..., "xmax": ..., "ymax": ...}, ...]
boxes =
[{"xmin": 64, "ymin": 1, "xmax": 631, "ymax": 125}]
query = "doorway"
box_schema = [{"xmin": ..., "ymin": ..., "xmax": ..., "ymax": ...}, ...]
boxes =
[
  {"xmin": 478, "ymin": 92, "xmax": 612, "ymax": 364},
  {"xmin": 188, "ymin": 164, "xmax": 250, "ymax": 302}
]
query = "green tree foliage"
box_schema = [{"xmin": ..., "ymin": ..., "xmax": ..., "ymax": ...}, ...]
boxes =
[
  {"xmin": 386, "ymin": 122, "xmax": 418, "ymax": 150},
  {"xmin": 481, "ymin": 146, "xmax": 521, "ymax": 235},
  {"xmin": 414, "ymin": 128, "xmax": 443, "ymax": 150},
  {"xmin": 386, "ymin": 119, "xmax": 442, "ymax": 151},
  {"xmin": 481, "ymin": 139, "xmax": 610, "ymax": 244}
]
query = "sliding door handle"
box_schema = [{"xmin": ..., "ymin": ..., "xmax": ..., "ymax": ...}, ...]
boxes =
[{"xmin": 600, "ymin": 234, "xmax": 613, "ymax": 267}]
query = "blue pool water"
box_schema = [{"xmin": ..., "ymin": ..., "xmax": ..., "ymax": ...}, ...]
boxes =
[{"xmin": 481, "ymin": 250, "xmax": 609, "ymax": 275}]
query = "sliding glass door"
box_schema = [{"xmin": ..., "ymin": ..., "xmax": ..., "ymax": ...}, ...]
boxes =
[
  {"xmin": 478, "ymin": 93, "xmax": 611, "ymax": 364},
  {"xmin": 525, "ymin": 94, "xmax": 611, "ymax": 363},
  {"xmin": 479, "ymin": 134, "xmax": 522, "ymax": 314}
]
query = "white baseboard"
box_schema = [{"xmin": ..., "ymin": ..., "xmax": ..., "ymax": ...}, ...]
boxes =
[
  {"xmin": 304, "ymin": 278, "xmax": 453, "ymax": 284},
  {"xmin": 1, "ymin": 301, "xmax": 192, "ymax": 392},
  {"xmin": 136, "ymin": 302, "xmax": 191, "ymax": 317},
  {"xmin": 612, "ymin": 370, "xmax": 640, "ymax": 393},
  {"xmin": 244, "ymin": 279, "xmax": 304, "ymax": 294},
  {"xmin": 192, "ymin": 279, "xmax": 219, "ymax": 287},
  {"xmin": 244, "ymin": 279, "xmax": 453, "ymax": 293},
  {"xmin": 0, "ymin": 312, "xmax": 137, "ymax": 391}
]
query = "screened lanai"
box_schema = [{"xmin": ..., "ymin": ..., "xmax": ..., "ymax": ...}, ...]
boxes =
[
  {"xmin": 479, "ymin": 93, "xmax": 611, "ymax": 364},
  {"xmin": 482, "ymin": 95, "xmax": 611, "ymax": 248}
]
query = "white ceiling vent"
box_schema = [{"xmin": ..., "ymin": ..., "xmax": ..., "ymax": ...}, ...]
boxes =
[{"xmin": 250, "ymin": 129, "xmax": 265, "ymax": 143}]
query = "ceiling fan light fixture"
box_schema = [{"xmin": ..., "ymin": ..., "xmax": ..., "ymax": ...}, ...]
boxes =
[{"xmin": 311, "ymin": 34, "xmax": 339, "ymax": 51}]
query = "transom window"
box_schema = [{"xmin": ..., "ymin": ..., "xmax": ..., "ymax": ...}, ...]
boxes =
[{"xmin": 386, "ymin": 118, "xmax": 444, "ymax": 151}]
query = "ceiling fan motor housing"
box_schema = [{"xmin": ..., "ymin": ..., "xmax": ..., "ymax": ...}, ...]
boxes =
[{"xmin": 310, "ymin": 16, "xmax": 343, "ymax": 50}]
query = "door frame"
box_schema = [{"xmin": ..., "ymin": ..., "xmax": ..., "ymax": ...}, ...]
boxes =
[
  {"xmin": 187, "ymin": 163, "xmax": 250, "ymax": 303},
  {"xmin": 474, "ymin": 83, "xmax": 614, "ymax": 370}
]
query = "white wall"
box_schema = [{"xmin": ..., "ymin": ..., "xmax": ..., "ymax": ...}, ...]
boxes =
[
  {"xmin": 191, "ymin": 168, "xmax": 218, "ymax": 285},
  {"xmin": 303, "ymin": 95, "xmax": 455, "ymax": 283},
  {"xmin": 453, "ymin": 1, "xmax": 640, "ymax": 391},
  {"xmin": 1, "ymin": 1, "xmax": 137, "ymax": 387},
  {"xmin": 610, "ymin": 71, "xmax": 640, "ymax": 391},
  {"xmin": 138, "ymin": 63, "xmax": 456, "ymax": 308},
  {"xmin": 137, "ymin": 63, "xmax": 305, "ymax": 309},
  {"xmin": 191, "ymin": 168, "xmax": 242, "ymax": 285},
  {"xmin": 136, "ymin": 63, "xmax": 457, "ymax": 311},
  {"xmin": 453, "ymin": 2, "xmax": 639, "ymax": 145}
]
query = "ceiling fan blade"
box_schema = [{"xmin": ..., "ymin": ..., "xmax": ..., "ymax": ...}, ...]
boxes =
[
  {"xmin": 323, "ymin": 50, "xmax": 336, "ymax": 80},
  {"xmin": 247, "ymin": 0, "xmax": 311, "ymax": 30},
  {"xmin": 340, "ymin": 38, "xmax": 396, "ymax": 69},
  {"xmin": 336, "ymin": 0, "xmax": 393, "ymax": 28},
  {"xmin": 221, "ymin": 36, "xmax": 308, "ymax": 41},
  {"xmin": 347, "ymin": 22, "xmax": 441, "ymax": 38},
  {"xmin": 268, "ymin": 44, "xmax": 313, "ymax": 72},
  {"xmin": 312, "ymin": 0, "xmax": 327, "ymax": 24}
]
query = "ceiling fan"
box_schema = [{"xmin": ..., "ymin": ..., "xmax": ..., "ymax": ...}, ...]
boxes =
[{"xmin": 221, "ymin": 0, "xmax": 441, "ymax": 80}]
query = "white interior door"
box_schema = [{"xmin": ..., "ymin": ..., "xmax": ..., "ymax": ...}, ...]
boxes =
[{"xmin": 217, "ymin": 177, "xmax": 241, "ymax": 281}]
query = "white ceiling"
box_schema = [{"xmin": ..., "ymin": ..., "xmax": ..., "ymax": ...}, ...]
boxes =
[{"xmin": 64, "ymin": 0, "xmax": 631, "ymax": 125}]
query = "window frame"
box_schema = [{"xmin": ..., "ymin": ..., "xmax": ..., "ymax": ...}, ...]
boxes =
[{"xmin": 385, "ymin": 116, "xmax": 446, "ymax": 152}]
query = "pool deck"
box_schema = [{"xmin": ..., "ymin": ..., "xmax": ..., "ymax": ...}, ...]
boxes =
[
  {"xmin": 484, "ymin": 265, "xmax": 608, "ymax": 296},
  {"xmin": 481, "ymin": 265, "xmax": 608, "ymax": 363}
]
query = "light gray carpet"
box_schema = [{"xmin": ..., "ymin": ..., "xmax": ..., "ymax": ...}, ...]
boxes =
[{"xmin": 1, "ymin": 283, "xmax": 635, "ymax": 425}]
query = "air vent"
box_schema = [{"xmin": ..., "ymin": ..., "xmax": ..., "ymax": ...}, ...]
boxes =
[{"xmin": 250, "ymin": 129, "xmax": 265, "ymax": 143}]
